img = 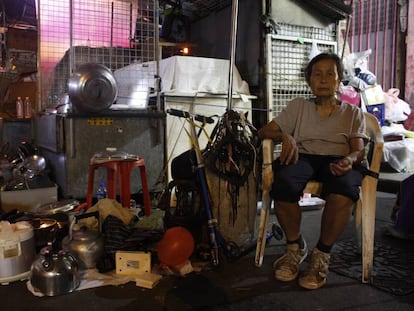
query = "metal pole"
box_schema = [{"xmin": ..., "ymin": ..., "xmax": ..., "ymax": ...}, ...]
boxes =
[
  {"xmin": 227, "ymin": 0, "xmax": 239, "ymax": 110},
  {"xmin": 155, "ymin": 0, "xmax": 161, "ymax": 111}
]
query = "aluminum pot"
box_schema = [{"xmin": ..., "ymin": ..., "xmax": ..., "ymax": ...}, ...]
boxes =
[
  {"xmin": 31, "ymin": 218, "xmax": 58, "ymax": 252},
  {"xmin": 33, "ymin": 200, "xmax": 80, "ymax": 249},
  {"xmin": 68, "ymin": 63, "xmax": 118, "ymax": 113},
  {"xmin": 30, "ymin": 246, "xmax": 80, "ymax": 296}
]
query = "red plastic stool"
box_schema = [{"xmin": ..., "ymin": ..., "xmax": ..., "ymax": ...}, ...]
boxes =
[{"xmin": 86, "ymin": 158, "xmax": 151, "ymax": 216}]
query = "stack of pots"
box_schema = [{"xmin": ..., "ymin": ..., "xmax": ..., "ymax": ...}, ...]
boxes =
[{"xmin": 31, "ymin": 199, "xmax": 80, "ymax": 251}]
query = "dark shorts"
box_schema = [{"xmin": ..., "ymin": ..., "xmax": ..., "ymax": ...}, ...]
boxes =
[{"xmin": 270, "ymin": 154, "xmax": 363, "ymax": 203}]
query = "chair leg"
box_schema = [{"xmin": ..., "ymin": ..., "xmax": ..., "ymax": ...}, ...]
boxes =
[
  {"xmin": 119, "ymin": 159, "xmax": 151, "ymax": 216},
  {"xmin": 139, "ymin": 165, "xmax": 152, "ymax": 216},
  {"xmin": 354, "ymin": 193, "xmax": 362, "ymax": 251},
  {"xmin": 87, "ymin": 162, "xmax": 118, "ymax": 208},
  {"xmin": 361, "ymin": 175, "xmax": 377, "ymax": 283},
  {"xmin": 86, "ymin": 166, "xmax": 95, "ymax": 208},
  {"xmin": 106, "ymin": 167, "xmax": 117, "ymax": 200},
  {"xmin": 255, "ymin": 191, "xmax": 271, "ymax": 267}
]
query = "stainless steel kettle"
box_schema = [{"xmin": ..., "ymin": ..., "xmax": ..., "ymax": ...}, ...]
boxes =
[
  {"xmin": 62, "ymin": 211, "xmax": 104, "ymax": 270},
  {"xmin": 30, "ymin": 246, "xmax": 80, "ymax": 296}
]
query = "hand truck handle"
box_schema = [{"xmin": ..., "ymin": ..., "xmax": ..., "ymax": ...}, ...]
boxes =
[{"xmin": 167, "ymin": 108, "xmax": 215, "ymax": 124}]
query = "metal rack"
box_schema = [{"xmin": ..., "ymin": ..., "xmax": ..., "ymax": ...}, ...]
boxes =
[{"xmin": 37, "ymin": 0, "xmax": 158, "ymax": 109}]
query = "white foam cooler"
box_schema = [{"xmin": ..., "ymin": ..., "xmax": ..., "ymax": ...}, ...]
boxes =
[{"xmin": 0, "ymin": 221, "xmax": 36, "ymax": 284}]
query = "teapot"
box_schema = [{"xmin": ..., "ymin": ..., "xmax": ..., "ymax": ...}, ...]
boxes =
[
  {"xmin": 62, "ymin": 211, "xmax": 104, "ymax": 270},
  {"xmin": 30, "ymin": 245, "xmax": 80, "ymax": 296}
]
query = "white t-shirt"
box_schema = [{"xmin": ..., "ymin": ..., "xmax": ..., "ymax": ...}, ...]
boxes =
[{"xmin": 273, "ymin": 97, "xmax": 366, "ymax": 157}]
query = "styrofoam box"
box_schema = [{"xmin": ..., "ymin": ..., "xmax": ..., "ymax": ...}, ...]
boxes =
[{"xmin": 0, "ymin": 185, "xmax": 58, "ymax": 213}]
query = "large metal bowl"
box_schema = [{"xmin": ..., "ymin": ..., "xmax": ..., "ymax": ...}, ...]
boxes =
[{"xmin": 68, "ymin": 63, "xmax": 118, "ymax": 113}]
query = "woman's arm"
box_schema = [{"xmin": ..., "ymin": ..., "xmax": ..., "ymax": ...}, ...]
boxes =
[
  {"xmin": 258, "ymin": 121, "xmax": 299, "ymax": 165},
  {"xmin": 258, "ymin": 120, "xmax": 283, "ymax": 141},
  {"xmin": 347, "ymin": 137, "xmax": 366, "ymax": 164},
  {"xmin": 330, "ymin": 137, "xmax": 365, "ymax": 176}
]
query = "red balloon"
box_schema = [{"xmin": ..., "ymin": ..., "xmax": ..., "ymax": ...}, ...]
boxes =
[{"xmin": 157, "ymin": 226, "xmax": 195, "ymax": 266}]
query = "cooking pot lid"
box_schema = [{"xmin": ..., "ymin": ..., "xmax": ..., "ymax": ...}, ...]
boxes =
[{"xmin": 35, "ymin": 199, "xmax": 79, "ymax": 216}]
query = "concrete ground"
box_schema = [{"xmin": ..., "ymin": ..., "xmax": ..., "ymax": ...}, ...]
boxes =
[{"xmin": 1, "ymin": 191, "xmax": 413, "ymax": 311}]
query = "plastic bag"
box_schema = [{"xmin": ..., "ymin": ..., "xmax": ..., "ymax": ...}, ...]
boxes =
[
  {"xmin": 308, "ymin": 40, "xmax": 321, "ymax": 60},
  {"xmin": 337, "ymin": 84, "xmax": 360, "ymax": 106},
  {"xmin": 343, "ymin": 49, "xmax": 376, "ymax": 90},
  {"xmin": 383, "ymin": 88, "xmax": 411, "ymax": 122}
]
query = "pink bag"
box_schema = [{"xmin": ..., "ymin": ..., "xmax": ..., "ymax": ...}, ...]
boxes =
[{"xmin": 337, "ymin": 85, "xmax": 360, "ymax": 106}]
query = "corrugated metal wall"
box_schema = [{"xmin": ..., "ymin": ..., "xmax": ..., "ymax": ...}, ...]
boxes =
[{"xmin": 348, "ymin": 0, "xmax": 399, "ymax": 92}]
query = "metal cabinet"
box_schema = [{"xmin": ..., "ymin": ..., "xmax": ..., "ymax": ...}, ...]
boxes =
[{"xmin": 35, "ymin": 112, "xmax": 165, "ymax": 199}]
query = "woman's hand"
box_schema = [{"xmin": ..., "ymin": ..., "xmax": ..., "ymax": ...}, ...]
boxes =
[
  {"xmin": 280, "ymin": 133, "xmax": 299, "ymax": 165},
  {"xmin": 329, "ymin": 157, "xmax": 353, "ymax": 176}
]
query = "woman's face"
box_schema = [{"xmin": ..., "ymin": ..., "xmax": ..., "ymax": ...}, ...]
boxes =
[{"xmin": 309, "ymin": 58, "xmax": 340, "ymax": 97}]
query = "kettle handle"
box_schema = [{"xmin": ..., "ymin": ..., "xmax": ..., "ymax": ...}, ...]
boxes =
[
  {"xmin": 71, "ymin": 211, "xmax": 101, "ymax": 236},
  {"xmin": 75, "ymin": 210, "xmax": 99, "ymax": 220}
]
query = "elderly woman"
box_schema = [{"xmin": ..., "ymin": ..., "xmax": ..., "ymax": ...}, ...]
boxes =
[{"xmin": 258, "ymin": 53, "xmax": 366, "ymax": 290}]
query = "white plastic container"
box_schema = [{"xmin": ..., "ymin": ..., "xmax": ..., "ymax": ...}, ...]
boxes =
[{"xmin": 0, "ymin": 221, "xmax": 35, "ymax": 284}]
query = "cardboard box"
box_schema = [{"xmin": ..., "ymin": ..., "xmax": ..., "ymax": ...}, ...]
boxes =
[
  {"xmin": 361, "ymin": 85, "xmax": 386, "ymax": 126},
  {"xmin": 116, "ymin": 251, "xmax": 151, "ymax": 275},
  {"xmin": 361, "ymin": 85, "xmax": 385, "ymax": 106},
  {"xmin": 0, "ymin": 185, "xmax": 58, "ymax": 213},
  {"xmin": 135, "ymin": 273, "xmax": 162, "ymax": 289},
  {"xmin": 366, "ymin": 103, "xmax": 385, "ymax": 126}
]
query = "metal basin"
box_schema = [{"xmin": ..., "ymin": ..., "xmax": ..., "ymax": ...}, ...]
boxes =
[{"xmin": 68, "ymin": 63, "xmax": 118, "ymax": 113}]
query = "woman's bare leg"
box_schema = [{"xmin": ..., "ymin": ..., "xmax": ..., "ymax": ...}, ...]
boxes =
[
  {"xmin": 275, "ymin": 201, "xmax": 302, "ymax": 242},
  {"xmin": 319, "ymin": 193, "xmax": 354, "ymax": 245}
]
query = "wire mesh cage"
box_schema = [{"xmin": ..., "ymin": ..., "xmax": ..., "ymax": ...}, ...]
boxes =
[
  {"xmin": 37, "ymin": 0, "xmax": 158, "ymax": 109},
  {"xmin": 266, "ymin": 23, "xmax": 337, "ymax": 121}
]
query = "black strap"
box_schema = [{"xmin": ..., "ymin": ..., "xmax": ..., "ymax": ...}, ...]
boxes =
[{"xmin": 364, "ymin": 169, "xmax": 379, "ymax": 179}]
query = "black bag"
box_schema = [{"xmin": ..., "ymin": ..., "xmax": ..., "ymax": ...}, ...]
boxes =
[
  {"xmin": 160, "ymin": 2, "xmax": 190, "ymax": 43},
  {"xmin": 158, "ymin": 179, "xmax": 205, "ymax": 244},
  {"xmin": 171, "ymin": 149, "xmax": 198, "ymax": 181}
]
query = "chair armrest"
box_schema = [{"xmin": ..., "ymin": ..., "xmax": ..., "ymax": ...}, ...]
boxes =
[
  {"xmin": 363, "ymin": 112, "xmax": 384, "ymax": 176},
  {"xmin": 262, "ymin": 139, "xmax": 275, "ymax": 192}
]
